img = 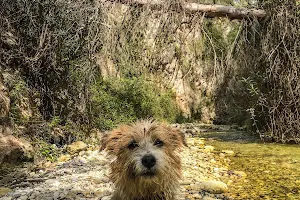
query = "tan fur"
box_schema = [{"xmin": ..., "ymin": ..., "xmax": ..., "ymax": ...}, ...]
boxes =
[{"xmin": 101, "ymin": 120, "xmax": 186, "ymax": 200}]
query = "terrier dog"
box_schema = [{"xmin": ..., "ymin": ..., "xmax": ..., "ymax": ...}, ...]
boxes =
[{"xmin": 101, "ymin": 120, "xmax": 186, "ymax": 200}]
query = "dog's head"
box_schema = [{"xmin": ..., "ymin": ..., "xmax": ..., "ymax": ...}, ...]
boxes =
[{"xmin": 101, "ymin": 120, "xmax": 186, "ymax": 183}]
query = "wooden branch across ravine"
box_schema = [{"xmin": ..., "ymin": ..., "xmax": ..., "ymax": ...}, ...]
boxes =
[{"xmin": 106, "ymin": 0, "xmax": 266, "ymax": 20}]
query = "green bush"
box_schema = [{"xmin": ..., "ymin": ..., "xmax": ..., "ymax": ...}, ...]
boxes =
[
  {"xmin": 9, "ymin": 80, "xmax": 31, "ymax": 125},
  {"xmin": 90, "ymin": 77, "xmax": 179, "ymax": 130},
  {"xmin": 39, "ymin": 143, "xmax": 60, "ymax": 162}
]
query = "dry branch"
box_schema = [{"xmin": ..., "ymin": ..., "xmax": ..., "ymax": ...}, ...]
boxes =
[{"xmin": 106, "ymin": 0, "xmax": 266, "ymax": 20}]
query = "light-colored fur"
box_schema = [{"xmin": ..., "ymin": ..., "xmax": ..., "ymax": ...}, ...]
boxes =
[{"xmin": 101, "ymin": 120, "xmax": 186, "ymax": 200}]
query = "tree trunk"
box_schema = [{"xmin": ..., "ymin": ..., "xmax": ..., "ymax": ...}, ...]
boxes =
[{"xmin": 107, "ymin": 0, "xmax": 266, "ymax": 20}]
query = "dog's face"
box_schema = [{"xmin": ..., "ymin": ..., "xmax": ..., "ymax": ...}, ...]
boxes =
[{"xmin": 101, "ymin": 120, "xmax": 186, "ymax": 183}]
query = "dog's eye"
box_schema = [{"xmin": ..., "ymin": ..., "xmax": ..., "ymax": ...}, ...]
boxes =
[
  {"xmin": 154, "ymin": 139, "xmax": 164, "ymax": 147},
  {"xmin": 127, "ymin": 141, "xmax": 139, "ymax": 149}
]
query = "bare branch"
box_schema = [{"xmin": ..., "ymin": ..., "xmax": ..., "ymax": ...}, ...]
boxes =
[{"xmin": 105, "ymin": 0, "xmax": 266, "ymax": 20}]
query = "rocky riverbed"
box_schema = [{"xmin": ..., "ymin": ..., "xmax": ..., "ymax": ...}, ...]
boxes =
[{"xmin": 0, "ymin": 124, "xmax": 246, "ymax": 200}]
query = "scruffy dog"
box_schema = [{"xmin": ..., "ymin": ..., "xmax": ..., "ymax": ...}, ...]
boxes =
[{"xmin": 101, "ymin": 120, "xmax": 186, "ymax": 200}]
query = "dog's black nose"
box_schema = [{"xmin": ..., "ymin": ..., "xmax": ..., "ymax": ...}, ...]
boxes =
[{"xmin": 141, "ymin": 154, "xmax": 156, "ymax": 168}]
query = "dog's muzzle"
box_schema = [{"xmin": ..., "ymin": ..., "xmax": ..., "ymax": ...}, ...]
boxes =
[{"xmin": 141, "ymin": 154, "xmax": 156, "ymax": 169}]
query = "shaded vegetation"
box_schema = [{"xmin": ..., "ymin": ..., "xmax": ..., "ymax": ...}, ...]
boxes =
[
  {"xmin": 1, "ymin": 0, "xmax": 299, "ymax": 145},
  {"xmin": 216, "ymin": 0, "xmax": 300, "ymax": 143}
]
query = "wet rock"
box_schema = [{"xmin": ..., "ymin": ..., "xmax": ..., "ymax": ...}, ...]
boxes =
[
  {"xmin": 197, "ymin": 180, "xmax": 228, "ymax": 194},
  {"xmin": 67, "ymin": 141, "xmax": 88, "ymax": 154},
  {"xmin": 229, "ymin": 170, "xmax": 247, "ymax": 178},
  {"xmin": 222, "ymin": 150, "xmax": 235, "ymax": 156}
]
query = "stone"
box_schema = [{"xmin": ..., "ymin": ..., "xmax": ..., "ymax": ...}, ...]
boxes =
[
  {"xmin": 101, "ymin": 195, "xmax": 112, "ymax": 200},
  {"xmin": 57, "ymin": 154, "xmax": 71, "ymax": 163},
  {"xmin": 195, "ymin": 140, "xmax": 205, "ymax": 146},
  {"xmin": 219, "ymin": 153, "xmax": 225, "ymax": 158},
  {"xmin": 202, "ymin": 196, "xmax": 218, "ymax": 200},
  {"xmin": 12, "ymin": 192, "xmax": 22, "ymax": 199},
  {"xmin": 186, "ymin": 138, "xmax": 195, "ymax": 146},
  {"xmin": 229, "ymin": 170, "xmax": 247, "ymax": 178},
  {"xmin": 0, "ymin": 134, "xmax": 34, "ymax": 164},
  {"xmin": 204, "ymin": 145, "xmax": 214, "ymax": 152},
  {"xmin": 0, "ymin": 187, "xmax": 12, "ymax": 197},
  {"xmin": 18, "ymin": 196, "xmax": 28, "ymax": 200},
  {"xmin": 192, "ymin": 193, "xmax": 202, "ymax": 199},
  {"xmin": 197, "ymin": 180, "xmax": 228, "ymax": 194},
  {"xmin": 53, "ymin": 191, "xmax": 60, "ymax": 199},
  {"xmin": 222, "ymin": 150, "xmax": 235, "ymax": 156},
  {"xmin": 44, "ymin": 179, "xmax": 60, "ymax": 187},
  {"xmin": 67, "ymin": 141, "xmax": 88, "ymax": 154},
  {"xmin": 1, "ymin": 197, "xmax": 12, "ymax": 200}
]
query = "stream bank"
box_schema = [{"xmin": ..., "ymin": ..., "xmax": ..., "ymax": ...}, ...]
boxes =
[
  {"xmin": 1, "ymin": 123, "xmax": 299, "ymax": 200},
  {"xmin": 196, "ymin": 127, "xmax": 300, "ymax": 200}
]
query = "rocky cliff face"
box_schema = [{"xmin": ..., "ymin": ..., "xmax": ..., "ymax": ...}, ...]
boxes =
[
  {"xmin": 0, "ymin": 72, "xmax": 33, "ymax": 164},
  {"xmin": 0, "ymin": 72, "xmax": 10, "ymax": 119},
  {"xmin": 94, "ymin": 2, "xmax": 234, "ymax": 123}
]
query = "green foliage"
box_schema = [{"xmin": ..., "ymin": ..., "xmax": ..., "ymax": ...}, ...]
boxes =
[
  {"xmin": 9, "ymin": 80, "xmax": 30, "ymax": 125},
  {"xmin": 90, "ymin": 77, "xmax": 179, "ymax": 130},
  {"xmin": 49, "ymin": 116, "xmax": 62, "ymax": 127},
  {"xmin": 39, "ymin": 144, "xmax": 59, "ymax": 162},
  {"xmin": 241, "ymin": 77, "xmax": 260, "ymax": 97},
  {"xmin": 202, "ymin": 20, "xmax": 232, "ymax": 64}
]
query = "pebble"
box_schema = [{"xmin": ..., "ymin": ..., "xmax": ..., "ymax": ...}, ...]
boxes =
[
  {"xmin": 0, "ymin": 188, "xmax": 12, "ymax": 197},
  {"xmin": 204, "ymin": 145, "xmax": 215, "ymax": 152},
  {"xmin": 202, "ymin": 196, "xmax": 219, "ymax": 200},
  {"xmin": 222, "ymin": 150, "xmax": 235, "ymax": 156},
  {"xmin": 197, "ymin": 180, "xmax": 228, "ymax": 194}
]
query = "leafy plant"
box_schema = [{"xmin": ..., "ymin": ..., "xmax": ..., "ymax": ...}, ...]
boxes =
[
  {"xmin": 49, "ymin": 116, "xmax": 62, "ymax": 127},
  {"xmin": 39, "ymin": 144, "xmax": 59, "ymax": 162},
  {"xmin": 90, "ymin": 77, "xmax": 179, "ymax": 130}
]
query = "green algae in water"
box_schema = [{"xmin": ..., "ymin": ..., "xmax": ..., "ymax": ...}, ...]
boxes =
[{"xmin": 200, "ymin": 131, "xmax": 300, "ymax": 200}]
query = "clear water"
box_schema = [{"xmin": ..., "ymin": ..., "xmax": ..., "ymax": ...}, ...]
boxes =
[{"xmin": 199, "ymin": 131, "xmax": 300, "ymax": 200}]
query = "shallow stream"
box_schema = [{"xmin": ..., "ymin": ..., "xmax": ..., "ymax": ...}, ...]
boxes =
[{"xmin": 200, "ymin": 131, "xmax": 300, "ymax": 200}]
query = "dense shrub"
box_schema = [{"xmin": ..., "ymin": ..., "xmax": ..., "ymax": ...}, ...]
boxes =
[
  {"xmin": 0, "ymin": 0, "xmax": 102, "ymax": 122},
  {"xmin": 91, "ymin": 77, "xmax": 179, "ymax": 130},
  {"xmin": 217, "ymin": 0, "xmax": 300, "ymax": 143}
]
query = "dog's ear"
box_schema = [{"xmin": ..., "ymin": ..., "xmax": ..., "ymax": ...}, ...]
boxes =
[
  {"xmin": 100, "ymin": 131, "xmax": 109, "ymax": 151},
  {"xmin": 163, "ymin": 125, "xmax": 187, "ymax": 148},
  {"xmin": 100, "ymin": 125, "xmax": 131, "ymax": 155},
  {"xmin": 178, "ymin": 129, "xmax": 188, "ymax": 147}
]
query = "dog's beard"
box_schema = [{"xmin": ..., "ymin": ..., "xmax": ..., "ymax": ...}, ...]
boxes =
[
  {"xmin": 139, "ymin": 168, "xmax": 157, "ymax": 178},
  {"xmin": 130, "ymin": 163, "xmax": 158, "ymax": 178}
]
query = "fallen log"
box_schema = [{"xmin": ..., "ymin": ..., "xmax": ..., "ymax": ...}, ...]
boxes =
[{"xmin": 105, "ymin": 0, "xmax": 266, "ymax": 20}]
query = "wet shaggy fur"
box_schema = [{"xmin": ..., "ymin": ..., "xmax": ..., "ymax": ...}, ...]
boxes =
[{"xmin": 101, "ymin": 120, "xmax": 186, "ymax": 200}]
